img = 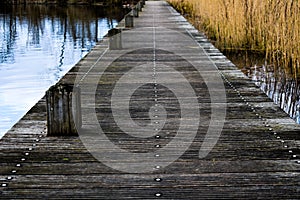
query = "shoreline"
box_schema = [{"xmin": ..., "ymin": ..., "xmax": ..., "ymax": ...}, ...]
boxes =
[{"xmin": 1, "ymin": 0, "xmax": 133, "ymax": 6}]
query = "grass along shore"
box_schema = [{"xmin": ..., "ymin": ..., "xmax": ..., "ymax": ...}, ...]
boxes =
[{"xmin": 168, "ymin": 0, "xmax": 300, "ymax": 81}]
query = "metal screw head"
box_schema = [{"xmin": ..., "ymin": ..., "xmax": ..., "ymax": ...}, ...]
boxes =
[
  {"xmin": 7, "ymin": 177, "xmax": 12, "ymax": 180},
  {"xmin": 11, "ymin": 170, "xmax": 17, "ymax": 173},
  {"xmin": 155, "ymin": 193, "xmax": 162, "ymax": 197},
  {"xmin": 154, "ymin": 178, "xmax": 162, "ymax": 182},
  {"xmin": 1, "ymin": 183, "xmax": 7, "ymax": 187},
  {"xmin": 16, "ymin": 164, "xmax": 21, "ymax": 167}
]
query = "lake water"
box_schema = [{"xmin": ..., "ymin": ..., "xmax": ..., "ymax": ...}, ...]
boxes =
[
  {"xmin": 0, "ymin": 4, "xmax": 127, "ymax": 138},
  {"xmin": 225, "ymin": 50, "xmax": 300, "ymax": 124}
]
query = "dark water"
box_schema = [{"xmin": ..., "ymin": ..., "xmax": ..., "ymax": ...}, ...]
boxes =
[
  {"xmin": 225, "ymin": 50, "xmax": 300, "ymax": 124},
  {"xmin": 0, "ymin": 4, "xmax": 127, "ymax": 138}
]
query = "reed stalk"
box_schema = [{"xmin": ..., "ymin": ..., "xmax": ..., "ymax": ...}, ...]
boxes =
[{"xmin": 169, "ymin": 0, "xmax": 300, "ymax": 80}]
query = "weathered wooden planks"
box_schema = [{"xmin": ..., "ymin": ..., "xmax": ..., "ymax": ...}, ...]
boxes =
[{"xmin": 0, "ymin": 0, "xmax": 299, "ymax": 199}]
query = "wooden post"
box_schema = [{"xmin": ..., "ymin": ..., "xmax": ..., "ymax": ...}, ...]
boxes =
[
  {"xmin": 125, "ymin": 14, "xmax": 134, "ymax": 28},
  {"xmin": 140, "ymin": 0, "xmax": 145, "ymax": 8},
  {"xmin": 133, "ymin": 6, "xmax": 139, "ymax": 17},
  {"xmin": 137, "ymin": 2, "xmax": 142, "ymax": 11},
  {"xmin": 46, "ymin": 84, "xmax": 81, "ymax": 136},
  {"xmin": 108, "ymin": 28, "xmax": 122, "ymax": 50}
]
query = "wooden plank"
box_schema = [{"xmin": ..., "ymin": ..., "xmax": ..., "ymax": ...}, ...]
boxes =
[{"xmin": 0, "ymin": 0, "xmax": 299, "ymax": 199}]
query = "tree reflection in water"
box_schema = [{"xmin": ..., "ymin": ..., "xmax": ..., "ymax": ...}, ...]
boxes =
[
  {"xmin": 225, "ymin": 50, "xmax": 300, "ymax": 124},
  {"xmin": 0, "ymin": 4, "xmax": 127, "ymax": 137}
]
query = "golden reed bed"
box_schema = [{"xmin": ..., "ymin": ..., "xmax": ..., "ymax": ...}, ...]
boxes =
[{"xmin": 168, "ymin": 0, "xmax": 299, "ymax": 79}]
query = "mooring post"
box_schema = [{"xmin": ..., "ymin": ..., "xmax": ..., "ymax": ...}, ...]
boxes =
[
  {"xmin": 46, "ymin": 84, "xmax": 81, "ymax": 136},
  {"xmin": 108, "ymin": 28, "xmax": 122, "ymax": 50},
  {"xmin": 132, "ymin": 6, "xmax": 139, "ymax": 17},
  {"xmin": 125, "ymin": 13, "xmax": 134, "ymax": 28},
  {"xmin": 137, "ymin": 2, "xmax": 142, "ymax": 11},
  {"xmin": 140, "ymin": 0, "xmax": 145, "ymax": 8}
]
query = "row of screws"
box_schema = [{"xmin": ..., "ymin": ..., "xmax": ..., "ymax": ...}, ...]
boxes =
[
  {"xmin": 1, "ymin": 129, "xmax": 45, "ymax": 188},
  {"xmin": 219, "ymin": 72, "xmax": 299, "ymax": 163},
  {"xmin": 153, "ymin": 51, "xmax": 162, "ymax": 198},
  {"xmin": 191, "ymin": 26, "xmax": 299, "ymax": 164}
]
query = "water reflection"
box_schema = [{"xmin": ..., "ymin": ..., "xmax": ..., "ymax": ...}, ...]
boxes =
[
  {"xmin": 0, "ymin": 4, "xmax": 126, "ymax": 138},
  {"xmin": 225, "ymin": 50, "xmax": 300, "ymax": 124}
]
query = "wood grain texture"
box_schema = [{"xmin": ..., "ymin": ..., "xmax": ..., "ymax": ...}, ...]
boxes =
[{"xmin": 0, "ymin": 1, "xmax": 299, "ymax": 199}]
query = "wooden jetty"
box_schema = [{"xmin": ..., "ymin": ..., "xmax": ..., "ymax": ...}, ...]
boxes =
[{"xmin": 0, "ymin": 0, "xmax": 299, "ymax": 199}]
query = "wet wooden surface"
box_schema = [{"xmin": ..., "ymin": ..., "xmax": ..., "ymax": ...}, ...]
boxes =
[{"xmin": 1, "ymin": 0, "xmax": 300, "ymax": 199}]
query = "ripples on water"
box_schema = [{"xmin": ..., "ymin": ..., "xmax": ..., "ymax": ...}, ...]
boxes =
[
  {"xmin": 225, "ymin": 50, "xmax": 300, "ymax": 124},
  {"xmin": 0, "ymin": 5, "xmax": 126, "ymax": 138}
]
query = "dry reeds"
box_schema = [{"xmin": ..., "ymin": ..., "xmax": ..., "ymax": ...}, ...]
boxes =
[{"xmin": 168, "ymin": 0, "xmax": 300, "ymax": 80}]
